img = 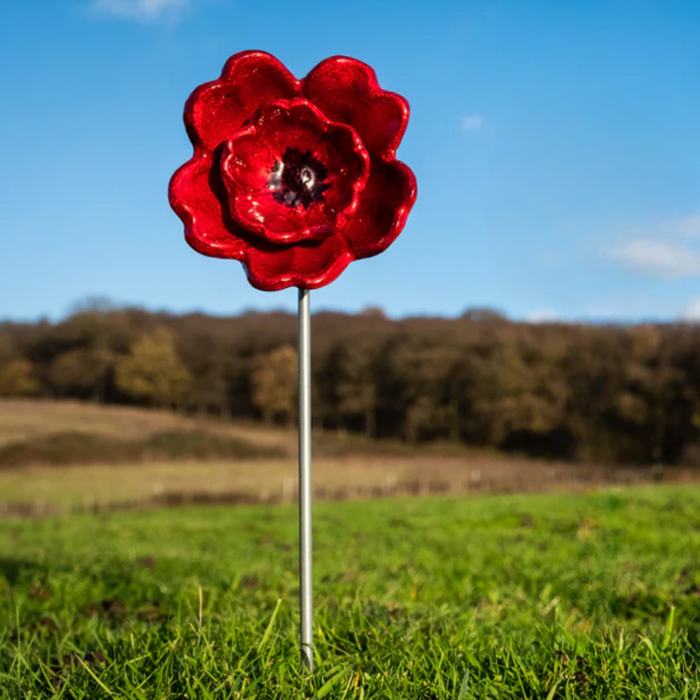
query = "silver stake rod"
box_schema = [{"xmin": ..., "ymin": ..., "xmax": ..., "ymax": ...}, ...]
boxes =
[{"xmin": 298, "ymin": 287, "xmax": 313, "ymax": 672}]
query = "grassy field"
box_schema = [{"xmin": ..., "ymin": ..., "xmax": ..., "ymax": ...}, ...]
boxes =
[
  {"xmin": 1, "ymin": 486, "xmax": 699, "ymax": 698},
  {"xmin": 1, "ymin": 400, "xmax": 694, "ymax": 517}
]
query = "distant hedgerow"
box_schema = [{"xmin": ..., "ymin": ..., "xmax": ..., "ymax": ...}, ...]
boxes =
[{"xmin": 0, "ymin": 429, "xmax": 283, "ymax": 468}]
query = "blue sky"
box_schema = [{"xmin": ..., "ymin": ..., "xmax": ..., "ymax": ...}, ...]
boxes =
[{"xmin": 1, "ymin": 0, "xmax": 699, "ymax": 322}]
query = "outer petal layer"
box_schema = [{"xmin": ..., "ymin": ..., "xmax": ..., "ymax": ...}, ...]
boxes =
[
  {"xmin": 185, "ymin": 51, "xmax": 301, "ymax": 153},
  {"xmin": 303, "ymin": 56, "xmax": 410, "ymax": 158},
  {"xmin": 341, "ymin": 158, "xmax": 417, "ymax": 260},
  {"xmin": 169, "ymin": 154, "xmax": 248, "ymax": 259},
  {"xmin": 245, "ymin": 236, "xmax": 354, "ymax": 291}
]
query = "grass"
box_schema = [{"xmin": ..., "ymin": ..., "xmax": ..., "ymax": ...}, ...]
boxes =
[{"xmin": 1, "ymin": 486, "xmax": 700, "ymax": 697}]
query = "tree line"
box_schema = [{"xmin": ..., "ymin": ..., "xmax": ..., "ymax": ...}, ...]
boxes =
[{"xmin": 2, "ymin": 303, "xmax": 700, "ymax": 466}]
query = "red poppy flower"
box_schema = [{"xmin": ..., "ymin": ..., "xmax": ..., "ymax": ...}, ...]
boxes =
[{"xmin": 169, "ymin": 51, "xmax": 417, "ymax": 291}]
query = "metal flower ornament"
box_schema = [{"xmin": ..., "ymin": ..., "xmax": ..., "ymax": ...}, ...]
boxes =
[
  {"xmin": 170, "ymin": 50, "xmax": 416, "ymax": 289},
  {"xmin": 169, "ymin": 50, "xmax": 416, "ymax": 671}
]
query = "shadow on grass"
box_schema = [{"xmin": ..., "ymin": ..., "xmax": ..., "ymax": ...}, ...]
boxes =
[{"xmin": 0, "ymin": 557, "xmax": 48, "ymax": 586}]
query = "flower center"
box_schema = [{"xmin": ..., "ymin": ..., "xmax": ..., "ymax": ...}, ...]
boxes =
[{"xmin": 268, "ymin": 148, "xmax": 330, "ymax": 209}]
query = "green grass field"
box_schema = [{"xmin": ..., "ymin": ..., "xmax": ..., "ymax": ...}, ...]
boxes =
[{"xmin": 1, "ymin": 486, "xmax": 700, "ymax": 698}]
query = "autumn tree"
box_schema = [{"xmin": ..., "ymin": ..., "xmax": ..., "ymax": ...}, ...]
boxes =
[
  {"xmin": 174, "ymin": 325, "xmax": 230, "ymax": 416},
  {"xmin": 399, "ymin": 345, "xmax": 463, "ymax": 443},
  {"xmin": 49, "ymin": 347, "xmax": 117, "ymax": 401},
  {"xmin": 250, "ymin": 345, "xmax": 297, "ymax": 425},
  {"xmin": 0, "ymin": 359, "xmax": 39, "ymax": 396},
  {"xmin": 0, "ymin": 331, "xmax": 39, "ymax": 397},
  {"xmin": 462, "ymin": 338, "xmax": 569, "ymax": 450},
  {"xmin": 115, "ymin": 327, "xmax": 191, "ymax": 407},
  {"xmin": 323, "ymin": 340, "xmax": 379, "ymax": 436},
  {"xmin": 22, "ymin": 307, "xmax": 138, "ymax": 403}
]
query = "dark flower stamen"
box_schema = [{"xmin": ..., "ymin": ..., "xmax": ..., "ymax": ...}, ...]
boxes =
[{"xmin": 268, "ymin": 148, "xmax": 331, "ymax": 209}]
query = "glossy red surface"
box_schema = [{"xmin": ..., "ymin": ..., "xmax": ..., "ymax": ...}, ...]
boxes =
[{"xmin": 169, "ymin": 51, "xmax": 416, "ymax": 291}]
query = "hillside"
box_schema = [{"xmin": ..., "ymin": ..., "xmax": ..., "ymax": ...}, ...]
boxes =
[
  {"xmin": 0, "ymin": 399, "xmax": 295, "ymax": 452},
  {"xmin": 0, "ymin": 399, "xmax": 697, "ymax": 517}
]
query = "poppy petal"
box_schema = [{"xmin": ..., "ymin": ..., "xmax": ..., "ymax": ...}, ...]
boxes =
[
  {"xmin": 303, "ymin": 56, "xmax": 409, "ymax": 158},
  {"xmin": 169, "ymin": 154, "xmax": 249, "ymax": 259},
  {"xmin": 244, "ymin": 235, "xmax": 353, "ymax": 291},
  {"xmin": 341, "ymin": 158, "xmax": 417, "ymax": 259},
  {"xmin": 185, "ymin": 51, "xmax": 301, "ymax": 153}
]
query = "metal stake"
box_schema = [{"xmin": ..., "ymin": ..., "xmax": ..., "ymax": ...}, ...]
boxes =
[{"xmin": 298, "ymin": 288, "xmax": 313, "ymax": 672}]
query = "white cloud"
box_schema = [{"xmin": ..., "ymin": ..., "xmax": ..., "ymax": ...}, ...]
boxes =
[
  {"xmin": 92, "ymin": 0, "xmax": 187, "ymax": 21},
  {"xmin": 609, "ymin": 239, "xmax": 700, "ymax": 278},
  {"xmin": 627, "ymin": 213, "xmax": 700, "ymax": 240},
  {"xmin": 525, "ymin": 309, "xmax": 559, "ymax": 323},
  {"xmin": 460, "ymin": 114, "xmax": 484, "ymax": 132},
  {"xmin": 679, "ymin": 214, "xmax": 700, "ymax": 238},
  {"xmin": 684, "ymin": 298, "xmax": 700, "ymax": 322}
]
